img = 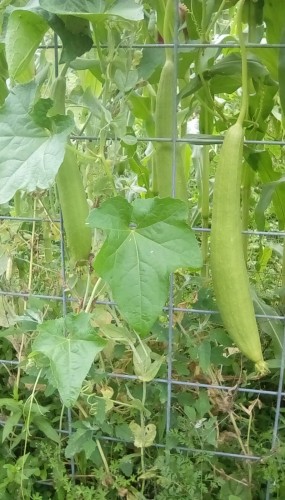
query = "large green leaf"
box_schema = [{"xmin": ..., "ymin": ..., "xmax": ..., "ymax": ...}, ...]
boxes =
[
  {"xmin": 39, "ymin": 0, "xmax": 144, "ymax": 21},
  {"xmin": 278, "ymin": 28, "xmax": 285, "ymax": 124},
  {"xmin": 5, "ymin": 10, "xmax": 48, "ymax": 81},
  {"xmin": 47, "ymin": 15, "xmax": 93, "ymax": 64},
  {"xmin": 264, "ymin": 0, "xmax": 285, "ymax": 45},
  {"xmin": 32, "ymin": 312, "xmax": 107, "ymax": 407},
  {"xmin": 5, "ymin": 3, "xmax": 93, "ymax": 67},
  {"xmin": 249, "ymin": 151, "xmax": 285, "ymax": 230},
  {"xmin": 252, "ymin": 290, "xmax": 283, "ymax": 356},
  {"xmin": 179, "ymin": 52, "xmax": 276, "ymax": 102},
  {"xmin": 258, "ymin": 0, "xmax": 285, "ymax": 84},
  {"xmin": 87, "ymin": 197, "xmax": 202, "ymax": 334},
  {"xmin": 0, "ymin": 82, "xmax": 73, "ymax": 204}
]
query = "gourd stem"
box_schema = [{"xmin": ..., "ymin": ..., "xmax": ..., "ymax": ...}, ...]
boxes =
[
  {"xmin": 236, "ymin": 0, "xmax": 248, "ymax": 126},
  {"xmin": 163, "ymin": 0, "xmax": 174, "ymax": 62}
]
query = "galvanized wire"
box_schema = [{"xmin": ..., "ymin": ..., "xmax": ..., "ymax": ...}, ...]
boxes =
[
  {"xmin": 0, "ymin": 418, "xmax": 261, "ymax": 462},
  {"xmin": 0, "ymin": 288, "xmax": 284, "ymax": 319},
  {"xmin": 165, "ymin": 0, "xmax": 180, "ymax": 435},
  {"xmin": 70, "ymin": 134, "xmax": 285, "ymax": 146},
  {"xmin": 54, "ymin": 33, "xmax": 75, "ymax": 481}
]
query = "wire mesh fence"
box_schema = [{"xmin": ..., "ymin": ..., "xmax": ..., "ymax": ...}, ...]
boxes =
[{"xmin": 0, "ymin": 1, "xmax": 285, "ymax": 498}]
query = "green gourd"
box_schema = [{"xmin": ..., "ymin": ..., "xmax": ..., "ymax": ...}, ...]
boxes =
[
  {"xmin": 153, "ymin": 0, "xmax": 187, "ymax": 201},
  {"xmin": 52, "ymin": 76, "xmax": 92, "ymax": 264},
  {"xmin": 210, "ymin": 120, "xmax": 267, "ymax": 374}
]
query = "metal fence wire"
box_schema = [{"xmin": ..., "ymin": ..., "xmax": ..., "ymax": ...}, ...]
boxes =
[{"xmin": 0, "ymin": 2, "xmax": 285, "ymax": 498}]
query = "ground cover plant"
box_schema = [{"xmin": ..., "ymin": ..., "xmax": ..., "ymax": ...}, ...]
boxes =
[{"xmin": 0, "ymin": 0, "xmax": 285, "ymax": 498}]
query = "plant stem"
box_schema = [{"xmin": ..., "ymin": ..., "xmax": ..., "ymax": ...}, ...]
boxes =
[
  {"xmin": 153, "ymin": 0, "xmax": 187, "ymax": 200},
  {"xmin": 14, "ymin": 199, "xmax": 37, "ymax": 400},
  {"xmin": 96, "ymin": 439, "xmax": 111, "ymax": 475},
  {"xmin": 43, "ymin": 222, "xmax": 52, "ymax": 263},
  {"xmin": 85, "ymin": 277, "xmax": 102, "ymax": 313},
  {"xmin": 201, "ymin": 145, "xmax": 210, "ymax": 277},
  {"xmin": 163, "ymin": 0, "xmax": 174, "ymax": 62},
  {"xmin": 241, "ymin": 0, "xmax": 259, "ymax": 257},
  {"xmin": 236, "ymin": 0, "xmax": 248, "ymax": 127},
  {"xmin": 21, "ymin": 369, "xmax": 42, "ymax": 498},
  {"xmin": 13, "ymin": 191, "xmax": 21, "ymax": 216},
  {"xmin": 236, "ymin": 0, "xmax": 252, "ymax": 263},
  {"xmin": 140, "ymin": 381, "xmax": 147, "ymax": 494},
  {"xmin": 204, "ymin": 0, "xmax": 227, "ymax": 41},
  {"xmin": 82, "ymin": 270, "xmax": 91, "ymax": 310},
  {"xmin": 282, "ymin": 239, "xmax": 285, "ymax": 310}
]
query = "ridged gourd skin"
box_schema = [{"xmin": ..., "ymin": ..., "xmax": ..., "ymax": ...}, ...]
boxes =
[
  {"xmin": 51, "ymin": 76, "xmax": 92, "ymax": 264},
  {"xmin": 154, "ymin": 59, "xmax": 187, "ymax": 201},
  {"xmin": 56, "ymin": 146, "xmax": 92, "ymax": 264},
  {"xmin": 153, "ymin": 0, "xmax": 188, "ymax": 201},
  {"xmin": 210, "ymin": 122, "xmax": 268, "ymax": 374}
]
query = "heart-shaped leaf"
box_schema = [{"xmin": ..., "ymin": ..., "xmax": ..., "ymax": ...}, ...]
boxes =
[
  {"xmin": 32, "ymin": 312, "xmax": 107, "ymax": 407},
  {"xmin": 87, "ymin": 197, "xmax": 202, "ymax": 333}
]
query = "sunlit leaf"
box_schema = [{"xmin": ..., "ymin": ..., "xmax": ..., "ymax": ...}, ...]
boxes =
[
  {"xmin": 39, "ymin": 0, "xmax": 144, "ymax": 21},
  {"xmin": 0, "ymin": 82, "xmax": 73, "ymax": 204},
  {"xmin": 87, "ymin": 197, "xmax": 202, "ymax": 334},
  {"xmin": 32, "ymin": 312, "xmax": 107, "ymax": 407},
  {"xmin": 5, "ymin": 10, "xmax": 48, "ymax": 81}
]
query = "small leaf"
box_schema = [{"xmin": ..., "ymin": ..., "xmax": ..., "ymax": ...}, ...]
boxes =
[
  {"xmin": 115, "ymin": 423, "xmax": 133, "ymax": 442},
  {"xmin": 132, "ymin": 343, "xmax": 164, "ymax": 382},
  {"xmin": 2, "ymin": 409, "xmax": 22, "ymax": 442},
  {"xmin": 129, "ymin": 421, "xmax": 156, "ymax": 448},
  {"xmin": 99, "ymin": 324, "xmax": 136, "ymax": 345},
  {"xmin": 132, "ymin": 343, "xmax": 151, "ymax": 378},
  {"xmin": 113, "ymin": 69, "xmax": 138, "ymax": 92},
  {"xmin": 197, "ymin": 341, "xmax": 211, "ymax": 374},
  {"xmin": 252, "ymin": 290, "xmax": 283, "ymax": 355},
  {"xmin": 121, "ymin": 134, "xmax": 137, "ymax": 146},
  {"xmin": 0, "ymin": 297, "xmax": 19, "ymax": 327},
  {"xmin": 91, "ymin": 397, "xmax": 107, "ymax": 424},
  {"xmin": 32, "ymin": 312, "xmax": 107, "ymax": 407},
  {"xmin": 32, "ymin": 416, "xmax": 60, "ymax": 443},
  {"xmin": 65, "ymin": 427, "xmax": 95, "ymax": 459},
  {"xmin": 29, "ymin": 98, "xmax": 53, "ymax": 130},
  {"xmin": 184, "ymin": 406, "xmax": 196, "ymax": 422}
]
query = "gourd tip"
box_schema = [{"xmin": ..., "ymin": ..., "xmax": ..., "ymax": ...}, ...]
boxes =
[{"xmin": 255, "ymin": 360, "xmax": 269, "ymax": 376}]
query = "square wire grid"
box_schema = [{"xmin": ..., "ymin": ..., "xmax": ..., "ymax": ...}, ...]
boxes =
[{"xmin": 0, "ymin": 2, "xmax": 285, "ymax": 497}]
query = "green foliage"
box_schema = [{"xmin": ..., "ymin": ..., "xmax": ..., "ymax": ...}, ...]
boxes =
[
  {"xmin": 87, "ymin": 196, "xmax": 202, "ymax": 333},
  {"xmin": 5, "ymin": 9, "xmax": 48, "ymax": 82},
  {"xmin": 39, "ymin": 0, "xmax": 144, "ymax": 21},
  {"xmin": 0, "ymin": 82, "xmax": 73, "ymax": 204},
  {"xmin": 32, "ymin": 312, "xmax": 107, "ymax": 406},
  {"xmin": 0, "ymin": 0, "xmax": 285, "ymax": 497}
]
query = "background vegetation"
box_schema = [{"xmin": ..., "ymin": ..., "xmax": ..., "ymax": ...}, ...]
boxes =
[{"xmin": 0, "ymin": 0, "xmax": 285, "ymax": 498}]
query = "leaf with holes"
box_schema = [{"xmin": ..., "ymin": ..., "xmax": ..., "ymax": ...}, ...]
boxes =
[
  {"xmin": 87, "ymin": 197, "xmax": 202, "ymax": 334},
  {"xmin": 129, "ymin": 421, "xmax": 156, "ymax": 448},
  {"xmin": 32, "ymin": 312, "xmax": 107, "ymax": 407}
]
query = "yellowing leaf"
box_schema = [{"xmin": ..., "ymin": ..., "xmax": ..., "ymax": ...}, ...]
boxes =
[{"xmin": 129, "ymin": 421, "xmax": 156, "ymax": 448}]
